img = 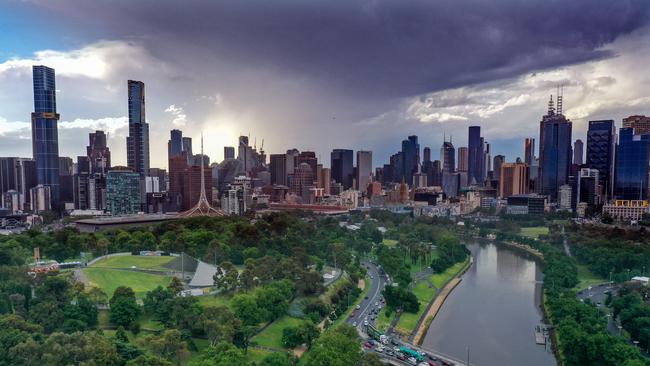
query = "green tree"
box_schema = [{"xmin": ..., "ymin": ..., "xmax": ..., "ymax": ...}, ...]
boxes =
[
  {"xmin": 167, "ymin": 277, "xmax": 184, "ymax": 296},
  {"xmin": 190, "ymin": 341, "xmax": 245, "ymax": 366},
  {"xmin": 200, "ymin": 305, "xmax": 239, "ymax": 346},
  {"xmin": 303, "ymin": 325, "xmax": 361, "ymax": 366},
  {"xmin": 138, "ymin": 329, "xmax": 190, "ymax": 366},
  {"xmin": 260, "ymin": 352, "xmax": 294, "ymax": 366},
  {"xmin": 126, "ymin": 355, "xmax": 173, "ymax": 366},
  {"xmin": 214, "ymin": 261, "xmax": 239, "ymax": 293},
  {"xmin": 231, "ymin": 294, "xmax": 264, "ymax": 326},
  {"xmin": 110, "ymin": 287, "xmax": 140, "ymax": 327},
  {"xmin": 360, "ymin": 352, "xmax": 384, "ymax": 366}
]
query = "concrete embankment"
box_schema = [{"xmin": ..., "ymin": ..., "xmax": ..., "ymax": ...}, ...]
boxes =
[{"xmin": 413, "ymin": 258, "xmax": 472, "ymax": 345}]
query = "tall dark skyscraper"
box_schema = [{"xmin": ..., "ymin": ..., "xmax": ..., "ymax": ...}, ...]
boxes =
[
  {"xmin": 586, "ymin": 120, "xmax": 615, "ymax": 199},
  {"xmin": 126, "ymin": 80, "xmax": 150, "ymax": 175},
  {"xmin": 168, "ymin": 129, "xmax": 183, "ymax": 157},
  {"xmin": 573, "ymin": 139, "xmax": 584, "ymax": 165},
  {"xmin": 539, "ymin": 95, "xmax": 572, "ymax": 201},
  {"xmin": 31, "ymin": 65, "xmax": 61, "ymax": 207},
  {"xmin": 270, "ymin": 154, "xmax": 287, "ymax": 186},
  {"xmin": 331, "ymin": 149, "xmax": 353, "ymax": 189},
  {"xmin": 401, "ymin": 135, "xmax": 420, "ymax": 184},
  {"xmin": 615, "ymin": 127, "xmax": 650, "ymax": 200},
  {"xmin": 87, "ymin": 130, "xmax": 111, "ymax": 175},
  {"xmin": 440, "ymin": 139, "xmax": 455, "ymax": 173},
  {"xmin": 468, "ymin": 126, "xmax": 484, "ymax": 185}
]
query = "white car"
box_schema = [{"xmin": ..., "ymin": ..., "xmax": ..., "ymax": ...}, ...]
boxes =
[
  {"xmin": 407, "ymin": 357, "xmax": 418, "ymax": 365},
  {"xmin": 356, "ymin": 304, "xmax": 361, "ymax": 309},
  {"xmin": 363, "ymin": 320, "xmax": 369, "ymax": 326}
]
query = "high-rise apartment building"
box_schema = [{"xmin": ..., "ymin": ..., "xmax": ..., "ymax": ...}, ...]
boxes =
[
  {"xmin": 356, "ymin": 151, "xmax": 372, "ymax": 191},
  {"xmin": 457, "ymin": 147, "xmax": 468, "ymax": 172},
  {"xmin": 539, "ymin": 95, "xmax": 572, "ymax": 201},
  {"xmin": 468, "ymin": 126, "xmax": 484, "ymax": 185},
  {"xmin": 126, "ymin": 80, "xmax": 150, "ymax": 175},
  {"xmin": 31, "ymin": 65, "xmax": 60, "ymax": 207},
  {"xmin": 331, "ymin": 149, "xmax": 353, "ymax": 189},
  {"xmin": 0, "ymin": 158, "xmax": 36, "ymax": 211},
  {"xmin": 586, "ymin": 120, "xmax": 616, "ymax": 200},
  {"xmin": 401, "ymin": 135, "xmax": 420, "ymax": 185},
  {"xmin": 573, "ymin": 139, "xmax": 584, "ymax": 165}
]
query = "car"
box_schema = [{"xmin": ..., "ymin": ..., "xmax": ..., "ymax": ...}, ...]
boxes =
[
  {"xmin": 391, "ymin": 339, "xmax": 400, "ymax": 346},
  {"xmin": 386, "ymin": 350, "xmax": 394, "ymax": 356},
  {"xmin": 370, "ymin": 275, "xmax": 374, "ymax": 279},
  {"xmin": 365, "ymin": 296, "xmax": 369, "ymax": 299},
  {"xmin": 363, "ymin": 320, "xmax": 369, "ymax": 326},
  {"xmin": 375, "ymin": 302, "xmax": 379, "ymax": 306},
  {"xmin": 396, "ymin": 353, "xmax": 406, "ymax": 361},
  {"xmin": 352, "ymin": 321, "xmax": 357, "ymax": 327},
  {"xmin": 363, "ymin": 342, "xmax": 373, "ymax": 349},
  {"xmin": 419, "ymin": 363, "xmax": 430, "ymax": 366},
  {"xmin": 428, "ymin": 355, "xmax": 439, "ymax": 361},
  {"xmin": 407, "ymin": 357, "xmax": 418, "ymax": 365},
  {"xmin": 356, "ymin": 304, "xmax": 361, "ymax": 309},
  {"xmin": 427, "ymin": 361, "xmax": 436, "ymax": 366}
]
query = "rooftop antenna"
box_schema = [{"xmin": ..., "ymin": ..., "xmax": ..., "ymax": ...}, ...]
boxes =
[
  {"xmin": 557, "ymin": 86, "xmax": 564, "ymax": 115},
  {"xmin": 443, "ymin": 132, "xmax": 446, "ymax": 143},
  {"xmin": 548, "ymin": 94, "xmax": 555, "ymax": 115}
]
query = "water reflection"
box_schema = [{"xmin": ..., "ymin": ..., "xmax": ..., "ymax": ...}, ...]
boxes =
[{"xmin": 422, "ymin": 242, "xmax": 556, "ymax": 366}]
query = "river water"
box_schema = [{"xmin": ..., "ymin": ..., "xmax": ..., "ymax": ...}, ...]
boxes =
[{"xmin": 422, "ymin": 242, "xmax": 556, "ymax": 366}]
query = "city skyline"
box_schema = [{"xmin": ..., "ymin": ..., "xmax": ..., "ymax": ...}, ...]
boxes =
[{"xmin": 1, "ymin": 1, "xmax": 650, "ymax": 168}]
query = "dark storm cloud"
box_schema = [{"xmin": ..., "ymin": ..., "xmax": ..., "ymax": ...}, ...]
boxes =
[{"xmin": 37, "ymin": 0, "xmax": 650, "ymax": 99}]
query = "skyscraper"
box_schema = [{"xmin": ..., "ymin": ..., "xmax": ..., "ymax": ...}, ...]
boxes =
[
  {"xmin": 106, "ymin": 167, "xmax": 141, "ymax": 215},
  {"xmin": 493, "ymin": 155, "xmax": 505, "ymax": 182},
  {"xmin": 331, "ymin": 149, "xmax": 353, "ymax": 189},
  {"xmin": 31, "ymin": 65, "xmax": 61, "ymax": 207},
  {"xmin": 401, "ymin": 135, "xmax": 420, "ymax": 184},
  {"xmin": 468, "ymin": 126, "xmax": 484, "ymax": 185},
  {"xmin": 573, "ymin": 139, "xmax": 584, "ymax": 165},
  {"xmin": 224, "ymin": 146, "xmax": 235, "ymax": 160},
  {"xmin": 440, "ymin": 140, "xmax": 455, "ymax": 173},
  {"xmin": 614, "ymin": 127, "xmax": 650, "ymax": 200},
  {"xmin": 622, "ymin": 115, "xmax": 650, "ymax": 135},
  {"xmin": 457, "ymin": 147, "xmax": 468, "ymax": 172},
  {"xmin": 539, "ymin": 95, "xmax": 572, "ymax": 201},
  {"xmin": 126, "ymin": 80, "xmax": 150, "ymax": 175},
  {"xmin": 87, "ymin": 130, "xmax": 111, "ymax": 175},
  {"xmin": 356, "ymin": 151, "xmax": 372, "ymax": 191},
  {"xmin": 423, "ymin": 147, "xmax": 431, "ymax": 163},
  {"xmin": 499, "ymin": 162, "xmax": 529, "ymax": 198},
  {"xmin": 524, "ymin": 138, "xmax": 535, "ymax": 165},
  {"xmin": 182, "ymin": 137, "xmax": 193, "ymax": 156},
  {"xmin": 270, "ymin": 154, "xmax": 287, "ymax": 186},
  {"xmin": 586, "ymin": 120, "xmax": 616, "ymax": 200},
  {"xmin": 168, "ymin": 129, "xmax": 183, "ymax": 157}
]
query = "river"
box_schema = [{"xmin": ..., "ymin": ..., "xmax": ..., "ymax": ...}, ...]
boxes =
[{"xmin": 421, "ymin": 242, "xmax": 556, "ymax": 366}]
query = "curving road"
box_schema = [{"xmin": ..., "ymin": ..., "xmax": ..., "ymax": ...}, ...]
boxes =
[{"xmin": 349, "ymin": 260, "xmax": 472, "ymax": 366}]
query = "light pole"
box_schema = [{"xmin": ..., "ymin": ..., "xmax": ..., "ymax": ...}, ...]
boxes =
[{"xmin": 466, "ymin": 346, "xmax": 470, "ymax": 366}]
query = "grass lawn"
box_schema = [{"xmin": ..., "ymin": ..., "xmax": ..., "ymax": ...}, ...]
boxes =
[
  {"xmin": 91, "ymin": 255, "xmax": 174, "ymax": 271},
  {"xmin": 246, "ymin": 348, "xmax": 275, "ymax": 363},
  {"xmin": 396, "ymin": 258, "xmax": 469, "ymax": 334},
  {"xmin": 575, "ymin": 264, "xmax": 607, "ymax": 290},
  {"xmin": 253, "ymin": 316, "xmax": 306, "ymax": 349},
  {"xmin": 519, "ymin": 226, "xmax": 549, "ymax": 238},
  {"xmin": 196, "ymin": 294, "xmax": 232, "ymax": 309},
  {"xmin": 84, "ymin": 267, "xmax": 172, "ymax": 299},
  {"xmin": 375, "ymin": 306, "xmax": 397, "ymax": 333},
  {"xmin": 383, "ymin": 239, "xmax": 398, "ymax": 247}
]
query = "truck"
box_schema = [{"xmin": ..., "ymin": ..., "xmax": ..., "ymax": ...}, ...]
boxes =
[{"xmin": 399, "ymin": 346, "xmax": 424, "ymax": 362}]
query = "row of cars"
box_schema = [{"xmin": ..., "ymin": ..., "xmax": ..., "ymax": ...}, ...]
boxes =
[{"xmin": 362, "ymin": 338, "xmax": 455, "ymax": 366}]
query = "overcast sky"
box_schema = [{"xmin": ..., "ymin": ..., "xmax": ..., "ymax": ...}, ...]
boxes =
[{"xmin": 1, "ymin": 0, "xmax": 649, "ymax": 169}]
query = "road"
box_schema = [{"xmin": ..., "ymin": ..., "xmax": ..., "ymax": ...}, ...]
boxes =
[
  {"xmin": 577, "ymin": 283, "xmax": 620, "ymax": 336},
  {"xmin": 349, "ymin": 260, "xmax": 472, "ymax": 366}
]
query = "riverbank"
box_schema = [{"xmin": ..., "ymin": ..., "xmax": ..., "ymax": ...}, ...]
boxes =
[{"xmin": 413, "ymin": 257, "xmax": 472, "ymax": 345}]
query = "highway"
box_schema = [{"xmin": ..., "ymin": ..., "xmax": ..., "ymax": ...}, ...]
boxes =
[{"xmin": 349, "ymin": 260, "xmax": 472, "ymax": 366}]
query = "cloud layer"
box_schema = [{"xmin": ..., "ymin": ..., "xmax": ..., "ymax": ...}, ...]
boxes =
[{"xmin": 1, "ymin": 0, "xmax": 649, "ymax": 167}]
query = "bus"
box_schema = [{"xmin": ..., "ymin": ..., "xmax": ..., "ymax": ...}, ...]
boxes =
[{"xmin": 399, "ymin": 346, "xmax": 424, "ymax": 361}]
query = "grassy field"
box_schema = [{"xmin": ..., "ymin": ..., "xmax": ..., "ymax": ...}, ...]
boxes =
[
  {"xmin": 246, "ymin": 348, "xmax": 275, "ymax": 363},
  {"xmin": 91, "ymin": 255, "xmax": 174, "ymax": 271},
  {"xmin": 396, "ymin": 258, "xmax": 469, "ymax": 334},
  {"xmin": 519, "ymin": 226, "xmax": 549, "ymax": 238},
  {"xmin": 383, "ymin": 239, "xmax": 398, "ymax": 247},
  {"xmin": 575, "ymin": 264, "xmax": 607, "ymax": 290},
  {"xmin": 253, "ymin": 316, "xmax": 306, "ymax": 349},
  {"xmin": 84, "ymin": 268, "xmax": 172, "ymax": 299},
  {"xmin": 196, "ymin": 294, "xmax": 232, "ymax": 308}
]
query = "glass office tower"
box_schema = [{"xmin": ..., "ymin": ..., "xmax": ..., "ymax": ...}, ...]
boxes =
[
  {"xmin": 586, "ymin": 120, "xmax": 616, "ymax": 199},
  {"xmin": 331, "ymin": 149, "xmax": 354, "ymax": 189},
  {"xmin": 126, "ymin": 80, "xmax": 150, "ymax": 175},
  {"xmin": 468, "ymin": 126, "xmax": 484, "ymax": 185},
  {"xmin": 31, "ymin": 65, "xmax": 60, "ymax": 207},
  {"xmin": 539, "ymin": 98, "xmax": 572, "ymax": 201},
  {"xmin": 614, "ymin": 127, "xmax": 650, "ymax": 200}
]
